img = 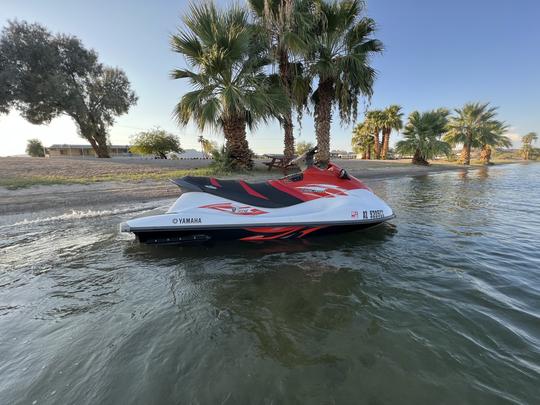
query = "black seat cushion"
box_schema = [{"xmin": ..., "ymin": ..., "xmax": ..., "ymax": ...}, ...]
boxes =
[{"xmin": 172, "ymin": 176, "xmax": 303, "ymax": 208}]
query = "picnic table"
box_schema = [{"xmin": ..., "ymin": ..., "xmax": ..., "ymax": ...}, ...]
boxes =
[{"xmin": 263, "ymin": 154, "xmax": 298, "ymax": 173}]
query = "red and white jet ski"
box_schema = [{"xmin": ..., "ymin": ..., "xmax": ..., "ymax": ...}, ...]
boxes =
[{"xmin": 120, "ymin": 147, "xmax": 394, "ymax": 244}]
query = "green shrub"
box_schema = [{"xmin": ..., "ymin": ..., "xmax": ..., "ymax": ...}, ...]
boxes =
[
  {"xmin": 130, "ymin": 128, "xmax": 183, "ymax": 158},
  {"xmin": 210, "ymin": 147, "xmax": 234, "ymax": 173},
  {"xmin": 26, "ymin": 139, "xmax": 45, "ymax": 157}
]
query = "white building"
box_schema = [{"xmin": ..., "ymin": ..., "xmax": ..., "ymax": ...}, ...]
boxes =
[{"xmin": 167, "ymin": 149, "xmax": 207, "ymax": 159}]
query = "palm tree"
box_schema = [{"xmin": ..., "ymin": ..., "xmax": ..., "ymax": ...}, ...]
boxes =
[
  {"xmin": 475, "ymin": 121, "xmax": 511, "ymax": 164},
  {"xmin": 395, "ymin": 109, "xmax": 451, "ymax": 165},
  {"xmin": 171, "ymin": 2, "xmax": 288, "ymax": 169},
  {"xmin": 198, "ymin": 135, "xmax": 217, "ymax": 158},
  {"xmin": 365, "ymin": 110, "xmax": 384, "ymax": 159},
  {"xmin": 307, "ymin": 0, "xmax": 383, "ymax": 165},
  {"xmin": 248, "ymin": 0, "xmax": 312, "ymax": 160},
  {"xmin": 351, "ymin": 122, "xmax": 373, "ymax": 159},
  {"xmin": 198, "ymin": 135, "xmax": 206, "ymax": 157},
  {"xmin": 444, "ymin": 102, "xmax": 499, "ymax": 165},
  {"xmin": 521, "ymin": 132, "xmax": 538, "ymax": 160},
  {"xmin": 380, "ymin": 105, "xmax": 403, "ymax": 159}
]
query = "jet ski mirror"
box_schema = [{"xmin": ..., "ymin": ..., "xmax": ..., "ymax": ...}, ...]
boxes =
[
  {"xmin": 339, "ymin": 169, "xmax": 350, "ymax": 179},
  {"xmin": 291, "ymin": 146, "xmax": 318, "ymax": 171}
]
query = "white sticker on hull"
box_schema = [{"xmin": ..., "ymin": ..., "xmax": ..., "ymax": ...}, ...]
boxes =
[{"xmin": 199, "ymin": 203, "xmax": 268, "ymax": 216}]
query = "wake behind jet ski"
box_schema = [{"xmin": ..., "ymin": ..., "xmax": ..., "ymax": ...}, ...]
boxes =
[{"xmin": 120, "ymin": 147, "xmax": 394, "ymax": 244}]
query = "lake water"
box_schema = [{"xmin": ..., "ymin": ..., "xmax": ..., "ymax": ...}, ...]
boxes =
[{"xmin": 1, "ymin": 164, "xmax": 539, "ymax": 404}]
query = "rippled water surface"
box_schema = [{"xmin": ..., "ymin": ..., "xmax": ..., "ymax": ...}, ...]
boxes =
[{"xmin": 1, "ymin": 164, "xmax": 539, "ymax": 404}]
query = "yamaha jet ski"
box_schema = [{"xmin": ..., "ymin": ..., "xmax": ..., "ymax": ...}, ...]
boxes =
[{"xmin": 120, "ymin": 147, "xmax": 394, "ymax": 244}]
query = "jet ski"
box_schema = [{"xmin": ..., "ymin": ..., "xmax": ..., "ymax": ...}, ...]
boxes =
[{"xmin": 120, "ymin": 147, "xmax": 394, "ymax": 244}]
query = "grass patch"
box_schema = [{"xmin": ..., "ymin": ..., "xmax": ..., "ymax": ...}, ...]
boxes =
[{"xmin": 0, "ymin": 167, "xmax": 228, "ymax": 190}]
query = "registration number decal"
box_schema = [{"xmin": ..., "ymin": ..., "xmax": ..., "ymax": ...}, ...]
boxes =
[{"xmin": 362, "ymin": 210, "xmax": 384, "ymax": 220}]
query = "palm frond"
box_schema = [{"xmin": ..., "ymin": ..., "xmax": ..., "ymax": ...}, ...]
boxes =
[
  {"xmin": 171, "ymin": 1, "xmax": 286, "ymax": 132},
  {"xmin": 308, "ymin": 0, "xmax": 381, "ymax": 124},
  {"xmin": 445, "ymin": 102, "xmax": 506, "ymax": 148},
  {"xmin": 397, "ymin": 109, "xmax": 451, "ymax": 160},
  {"xmin": 170, "ymin": 32, "xmax": 203, "ymax": 65}
]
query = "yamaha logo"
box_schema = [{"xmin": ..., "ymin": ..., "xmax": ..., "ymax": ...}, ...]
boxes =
[{"xmin": 172, "ymin": 217, "xmax": 202, "ymax": 224}]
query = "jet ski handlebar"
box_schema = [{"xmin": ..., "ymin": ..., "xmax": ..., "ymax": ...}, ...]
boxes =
[
  {"xmin": 290, "ymin": 146, "xmax": 318, "ymax": 170},
  {"xmin": 289, "ymin": 146, "xmax": 351, "ymax": 179}
]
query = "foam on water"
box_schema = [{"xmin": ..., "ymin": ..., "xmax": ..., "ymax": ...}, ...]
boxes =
[{"xmin": 1, "ymin": 203, "xmax": 169, "ymax": 229}]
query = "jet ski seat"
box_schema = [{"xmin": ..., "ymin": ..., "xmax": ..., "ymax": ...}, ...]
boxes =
[{"xmin": 171, "ymin": 176, "xmax": 304, "ymax": 208}]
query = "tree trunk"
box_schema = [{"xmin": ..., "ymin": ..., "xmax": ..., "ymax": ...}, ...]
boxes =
[
  {"xmin": 361, "ymin": 151, "xmax": 367, "ymax": 160},
  {"xmin": 412, "ymin": 149, "xmax": 429, "ymax": 165},
  {"xmin": 373, "ymin": 128, "xmax": 381, "ymax": 159},
  {"xmin": 279, "ymin": 50, "xmax": 295, "ymax": 161},
  {"xmin": 283, "ymin": 112, "xmax": 294, "ymax": 160},
  {"xmin": 381, "ymin": 128, "xmax": 391, "ymax": 159},
  {"xmin": 95, "ymin": 128, "xmax": 111, "ymax": 158},
  {"xmin": 222, "ymin": 114, "xmax": 253, "ymax": 170},
  {"xmin": 72, "ymin": 114, "xmax": 110, "ymax": 158},
  {"xmin": 96, "ymin": 141, "xmax": 110, "ymax": 158},
  {"xmin": 314, "ymin": 79, "xmax": 333, "ymax": 166},
  {"xmin": 199, "ymin": 141, "xmax": 206, "ymax": 159},
  {"xmin": 86, "ymin": 135, "xmax": 110, "ymax": 158},
  {"xmin": 366, "ymin": 147, "xmax": 371, "ymax": 160},
  {"xmin": 460, "ymin": 133, "xmax": 472, "ymax": 165},
  {"xmin": 84, "ymin": 126, "xmax": 110, "ymax": 158},
  {"xmin": 480, "ymin": 145, "xmax": 492, "ymax": 165}
]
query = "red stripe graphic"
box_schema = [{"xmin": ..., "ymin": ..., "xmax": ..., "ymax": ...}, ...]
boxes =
[
  {"xmin": 241, "ymin": 226, "xmax": 303, "ymax": 241},
  {"xmin": 239, "ymin": 180, "xmax": 269, "ymax": 200},
  {"xmin": 268, "ymin": 180, "xmax": 312, "ymax": 201},
  {"xmin": 200, "ymin": 203, "xmax": 267, "ymax": 215},
  {"xmin": 300, "ymin": 226, "xmax": 326, "ymax": 237},
  {"xmin": 240, "ymin": 225, "xmax": 327, "ymax": 241}
]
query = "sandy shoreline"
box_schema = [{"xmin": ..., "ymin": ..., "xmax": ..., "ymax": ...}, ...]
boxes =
[{"xmin": 0, "ymin": 158, "xmax": 473, "ymax": 215}]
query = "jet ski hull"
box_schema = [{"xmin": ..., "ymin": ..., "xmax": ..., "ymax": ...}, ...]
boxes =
[
  {"xmin": 121, "ymin": 187, "xmax": 394, "ymax": 245},
  {"xmin": 123, "ymin": 218, "xmax": 393, "ymax": 245}
]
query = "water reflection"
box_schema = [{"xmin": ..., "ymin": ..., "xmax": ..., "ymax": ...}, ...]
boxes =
[
  {"xmin": 457, "ymin": 166, "xmax": 490, "ymax": 182},
  {"xmin": 458, "ymin": 170, "xmax": 469, "ymax": 180},
  {"xmin": 476, "ymin": 166, "xmax": 490, "ymax": 179},
  {"xmin": 123, "ymin": 225, "xmax": 396, "ymax": 368},
  {"xmin": 210, "ymin": 265, "xmax": 369, "ymax": 367},
  {"xmin": 400, "ymin": 175, "xmax": 445, "ymax": 209}
]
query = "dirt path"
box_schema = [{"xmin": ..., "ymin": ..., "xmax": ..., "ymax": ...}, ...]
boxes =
[{"xmin": 0, "ymin": 156, "xmax": 213, "ymax": 179}]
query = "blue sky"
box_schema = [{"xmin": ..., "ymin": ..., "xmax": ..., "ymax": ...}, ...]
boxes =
[{"xmin": 1, "ymin": 0, "xmax": 539, "ymax": 156}]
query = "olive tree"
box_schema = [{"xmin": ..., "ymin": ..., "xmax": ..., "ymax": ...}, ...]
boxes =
[
  {"xmin": 26, "ymin": 138, "xmax": 45, "ymax": 157},
  {"xmin": 130, "ymin": 128, "xmax": 183, "ymax": 159},
  {"xmin": 295, "ymin": 140, "xmax": 314, "ymax": 156},
  {"xmin": 0, "ymin": 21, "xmax": 137, "ymax": 157}
]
